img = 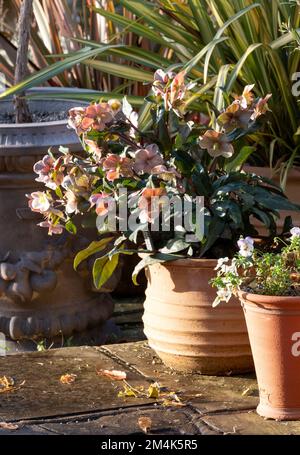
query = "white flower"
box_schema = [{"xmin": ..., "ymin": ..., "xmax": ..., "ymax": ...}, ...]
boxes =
[
  {"xmin": 237, "ymin": 236, "xmax": 254, "ymax": 257},
  {"xmin": 290, "ymin": 227, "xmax": 300, "ymax": 239},
  {"xmin": 215, "ymin": 257, "xmax": 229, "ymax": 270},
  {"xmin": 212, "ymin": 288, "xmax": 232, "ymax": 307}
]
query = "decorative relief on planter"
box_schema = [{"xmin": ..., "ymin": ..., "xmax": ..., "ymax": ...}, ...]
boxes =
[{"xmin": 0, "ymin": 245, "xmax": 67, "ymax": 305}]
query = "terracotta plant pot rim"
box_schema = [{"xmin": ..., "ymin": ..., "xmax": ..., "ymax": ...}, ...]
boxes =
[
  {"xmin": 140, "ymin": 254, "xmax": 218, "ymax": 269},
  {"xmin": 238, "ymin": 290, "xmax": 300, "ymax": 308}
]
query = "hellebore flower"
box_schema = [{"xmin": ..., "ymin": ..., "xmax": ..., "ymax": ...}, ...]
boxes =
[
  {"xmin": 81, "ymin": 103, "xmax": 113, "ymax": 131},
  {"xmin": 133, "ymin": 144, "xmax": 164, "ymax": 174},
  {"xmin": 251, "ymin": 94, "xmax": 272, "ymax": 120},
  {"xmin": 65, "ymin": 190, "xmax": 78, "ymax": 214},
  {"xmin": 237, "ymin": 236, "xmax": 254, "ymax": 257},
  {"xmin": 68, "ymin": 107, "xmax": 86, "ymax": 133},
  {"xmin": 68, "ymin": 103, "xmax": 114, "ymax": 134},
  {"xmin": 89, "ymin": 193, "xmax": 114, "ymax": 216},
  {"xmin": 108, "ymin": 99, "xmax": 122, "ymax": 113},
  {"xmin": 38, "ymin": 221, "xmax": 64, "ymax": 236},
  {"xmin": 217, "ymin": 102, "xmax": 252, "ymax": 131},
  {"xmin": 151, "ymin": 165, "xmax": 181, "ymax": 182},
  {"xmin": 84, "ymin": 139, "xmax": 102, "ymax": 158},
  {"xmin": 27, "ymin": 192, "xmax": 51, "ymax": 213},
  {"xmin": 235, "ymin": 84, "xmax": 255, "ymax": 109},
  {"xmin": 199, "ymin": 130, "xmax": 234, "ymax": 158},
  {"xmin": 138, "ymin": 187, "xmax": 167, "ymax": 223},
  {"xmin": 169, "ymin": 70, "xmax": 186, "ymax": 106},
  {"xmin": 102, "ymin": 154, "xmax": 133, "ymax": 181}
]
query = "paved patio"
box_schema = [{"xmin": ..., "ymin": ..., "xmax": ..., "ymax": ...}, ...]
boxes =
[{"xmin": 1, "ymin": 341, "xmax": 300, "ymax": 435}]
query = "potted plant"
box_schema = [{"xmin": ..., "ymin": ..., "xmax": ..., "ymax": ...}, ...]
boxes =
[
  {"xmin": 212, "ymin": 228, "xmax": 300, "ymax": 420},
  {"xmin": 27, "ymin": 69, "xmax": 300, "ymax": 374},
  {"xmin": 0, "ymin": 0, "xmax": 115, "ymax": 350}
]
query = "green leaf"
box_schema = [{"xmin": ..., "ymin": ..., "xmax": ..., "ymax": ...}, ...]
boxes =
[
  {"xmin": 0, "ymin": 45, "xmax": 125, "ymax": 99},
  {"xmin": 225, "ymin": 146, "xmax": 256, "ymax": 171},
  {"xmin": 159, "ymin": 238, "xmax": 190, "ymax": 254},
  {"xmin": 65, "ymin": 220, "xmax": 77, "ymax": 235},
  {"xmin": 132, "ymin": 253, "xmax": 183, "ymax": 285},
  {"xmin": 74, "ymin": 236, "xmax": 114, "ymax": 270},
  {"xmin": 84, "ymin": 59, "xmax": 154, "ymax": 83},
  {"xmin": 183, "ymin": 37, "xmax": 229, "ymax": 75},
  {"xmin": 93, "ymin": 253, "xmax": 120, "ymax": 290}
]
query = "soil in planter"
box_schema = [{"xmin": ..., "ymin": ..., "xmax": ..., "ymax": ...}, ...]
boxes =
[{"xmin": 0, "ymin": 111, "xmax": 68, "ymax": 123}]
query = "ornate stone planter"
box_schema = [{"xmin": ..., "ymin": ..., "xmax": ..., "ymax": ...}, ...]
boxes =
[{"xmin": 0, "ymin": 89, "xmax": 114, "ymax": 349}]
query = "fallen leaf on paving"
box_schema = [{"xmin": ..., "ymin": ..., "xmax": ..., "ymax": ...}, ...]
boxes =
[
  {"xmin": 162, "ymin": 399, "xmax": 186, "ymax": 407},
  {"xmin": 118, "ymin": 384, "xmax": 137, "ymax": 398},
  {"xmin": 0, "ymin": 376, "xmax": 14, "ymax": 388},
  {"xmin": 0, "ymin": 376, "xmax": 19, "ymax": 393},
  {"xmin": 60, "ymin": 373, "xmax": 77, "ymax": 384},
  {"xmin": 96, "ymin": 369, "xmax": 127, "ymax": 381},
  {"xmin": 138, "ymin": 416, "xmax": 152, "ymax": 433},
  {"xmin": 148, "ymin": 382, "xmax": 160, "ymax": 398},
  {"xmin": 0, "ymin": 422, "xmax": 19, "ymax": 430}
]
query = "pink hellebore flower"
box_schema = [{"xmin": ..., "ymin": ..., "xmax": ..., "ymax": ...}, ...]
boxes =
[
  {"xmin": 68, "ymin": 107, "xmax": 86, "ymax": 133},
  {"xmin": 68, "ymin": 103, "xmax": 113, "ymax": 134},
  {"xmin": 33, "ymin": 155, "xmax": 64, "ymax": 190},
  {"xmin": 102, "ymin": 154, "xmax": 133, "ymax": 181},
  {"xmin": 38, "ymin": 221, "xmax": 64, "ymax": 236},
  {"xmin": 65, "ymin": 190, "xmax": 78, "ymax": 214},
  {"xmin": 199, "ymin": 130, "xmax": 234, "ymax": 158},
  {"xmin": 169, "ymin": 70, "xmax": 186, "ymax": 105},
  {"xmin": 28, "ymin": 192, "xmax": 51, "ymax": 213},
  {"xmin": 81, "ymin": 103, "xmax": 113, "ymax": 132},
  {"xmin": 151, "ymin": 165, "xmax": 181, "ymax": 182},
  {"xmin": 251, "ymin": 94, "xmax": 272, "ymax": 120},
  {"xmin": 133, "ymin": 144, "xmax": 164, "ymax": 174},
  {"xmin": 138, "ymin": 187, "xmax": 167, "ymax": 223},
  {"xmin": 217, "ymin": 101, "xmax": 252, "ymax": 131},
  {"xmin": 84, "ymin": 139, "xmax": 102, "ymax": 158},
  {"xmin": 235, "ymin": 84, "xmax": 255, "ymax": 109},
  {"xmin": 89, "ymin": 193, "xmax": 114, "ymax": 216}
]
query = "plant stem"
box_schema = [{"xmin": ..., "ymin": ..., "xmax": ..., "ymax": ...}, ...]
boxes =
[{"xmin": 14, "ymin": 0, "xmax": 33, "ymax": 123}]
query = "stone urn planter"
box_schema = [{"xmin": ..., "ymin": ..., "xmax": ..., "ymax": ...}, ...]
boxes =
[
  {"xmin": 239, "ymin": 291, "xmax": 300, "ymax": 420},
  {"xmin": 143, "ymin": 259, "xmax": 253, "ymax": 375},
  {"xmin": 0, "ymin": 88, "xmax": 114, "ymax": 350}
]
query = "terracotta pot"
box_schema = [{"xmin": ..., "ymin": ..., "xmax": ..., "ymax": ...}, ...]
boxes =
[
  {"xmin": 244, "ymin": 166, "xmax": 300, "ymax": 230},
  {"xmin": 143, "ymin": 259, "xmax": 253, "ymax": 375},
  {"xmin": 239, "ymin": 291, "xmax": 300, "ymax": 420}
]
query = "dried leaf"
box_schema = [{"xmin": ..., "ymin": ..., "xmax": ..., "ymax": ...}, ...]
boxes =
[
  {"xmin": 0, "ymin": 376, "xmax": 17, "ymax": 393},
  {"xmin": 162, "ymin": 399, "xmax": 186, "ymax": 407},
  {"xmin": 60, "ymin": 373, "xmax": 77, "ymax": 384},
  {"xmin": 148, "ymin": 382, "xmax": 160, "ymax": 398},
  {"xmin": 0, "ymin": 376, "xmax": 14, "ymax": 388},
  {"xmin": 97, "ymin": 369, "xmax": 127, "ymax": 381},
  {"xmin": 118, "ymin": 384, "xmax": 137, "ymax": 398},
  {"xmin": 0, "ymin": 422, "xmax": 19, "ymax": 430},
  {"xmin": 138, "ymin": 416, "xmax": 152, "ymax": 433}
]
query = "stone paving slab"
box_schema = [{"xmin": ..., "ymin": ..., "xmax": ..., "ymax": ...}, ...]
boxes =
[
  {"xmin": 0, "ymin": 346, "xmax": 154, "ymax": 421},
  {"xmin": 100, "ymin": 342, "xmax": 259, "ymax": 413},
  {"xmin": 1, "ymin": 342, "xmax": 300, "ymax": 435}
]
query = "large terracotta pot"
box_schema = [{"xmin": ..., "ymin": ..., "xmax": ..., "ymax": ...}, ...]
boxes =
[
  {"xmin": 143, "ymin": 259, "xmax": 253, "ymax": 375},
  {"xmin": 245, "ymin": 166, "xmax": 300, "ymax": 230},
  {"xmin": 0, "ymin": 89, "xmax": 114, "ymax": 349},
  {"xmin": 239, "ymin": 291, "xmax": 300, "ymax": 420}
]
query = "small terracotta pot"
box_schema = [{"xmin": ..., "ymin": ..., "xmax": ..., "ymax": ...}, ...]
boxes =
[
  {"xmin": 239, "ymin": 291, "xmax": 300, "ymax": 420},
  {"xmin": 143, "ymin": 259, "xmax": 253, "ymax": 375}
]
